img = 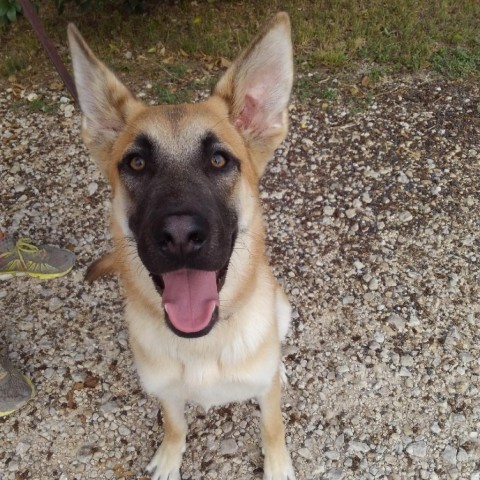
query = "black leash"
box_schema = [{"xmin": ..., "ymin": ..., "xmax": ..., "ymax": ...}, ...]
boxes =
[{"xmin": 17, "ymin": 0, "xmax": 78, "ymax": 104}]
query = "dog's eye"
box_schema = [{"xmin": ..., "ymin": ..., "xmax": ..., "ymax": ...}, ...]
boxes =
[
  {"xmin": 211, "ymin": 153, "xmax": 227, "ymax": 169},
  {"xmin": 129, "ymin": 156, "xmax": 146, "ymax": 172}
]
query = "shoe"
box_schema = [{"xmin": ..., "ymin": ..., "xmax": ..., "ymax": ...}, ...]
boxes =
[
  {"xmin": 0, "ymin": 236, "xmax": 75, "ymax": 280},
  {"xmin": 0, "ymin": 355, "xmax": 35, "ymax": 417}
]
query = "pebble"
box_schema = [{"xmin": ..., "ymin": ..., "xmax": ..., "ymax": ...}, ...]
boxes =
[
  {"xmin": 219, "ymin": 439, "xmax": 238, "ymax": 456},
  {"xmin": 398, "ymin": 210, "xmax": 413, "ymax": 222},
  {"xmin": 406, "ymin": 440, "xmax": 427, "ymax": 458},
  {"xmin": 298, "ymin": 447, "xmax": 312, "ymax": 459},
  {"xmin": 324, "ymin": 206, "xmax": 335, "ymax": 216},
  {"xmin": 345, "ymin": 208, "xmax": 356, "ymax": 218},
  {"xmin": 325, "ymin": 469, "xmax": 344, "ymax": 480},
  {"xmin": 430, "ymin": 422, "xmax": 441, "ymax": 434},
  {"xmin": 88, "ymin": 182, "xmax": 99, "ymax": 196},
  {"xmin": 442, "ymin": 446, "xmax": 458, "ymax": 465},
  {"xmin": 64, "ymin": 104, "xmax": 75, "ymax": 117},
  {"xmin": 388, "ymin": 313, "xmax": 405, "ymax": 332},
  {"xmin": 349, "ymin": 441, "xmax": 370, "ymax": 453}
]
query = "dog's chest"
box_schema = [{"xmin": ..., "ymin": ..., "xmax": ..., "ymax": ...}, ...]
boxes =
[
  {"xmin": 180, "ymin": 358, "xmax": 271, "ymax": 409},
  {"xmin": 135, "ymin": 336, "xmax": 278, "ymax": 410}
]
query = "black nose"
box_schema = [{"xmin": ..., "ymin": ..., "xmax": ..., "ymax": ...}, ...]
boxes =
[{"xmin": 155, "ymin": 214, "xmax": 208, "ymax": 257}]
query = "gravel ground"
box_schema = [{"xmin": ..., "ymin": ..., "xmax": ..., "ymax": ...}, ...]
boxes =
[{"xmin": 0, "ymin": 73, "xmax": 479, "ymax": 480}]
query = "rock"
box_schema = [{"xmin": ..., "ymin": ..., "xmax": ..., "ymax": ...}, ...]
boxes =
[
  {"xmin": 442, "ymin": 446, "xmax": 457, "ymax": 465},
  {"xmin": 400, "ymin": 355, "xmax": 414, "ymax": 367},
  {"xmin": 345, "ymin": 208, "xmax": 356, "ymax": 219},
  {"xmin": 118, "ymin": 426, "xmax": 131, "ymax": 436},
  {"xmin": 325, "ymin": 450, "xmax": 340, "ymax": 460},
  {"xmin": 342, "ymin": 295, "xmax": 355, "ymax": 305},
  {"xmin": 219, "ymin": 439, "xmax": 238, "ymax": 456},
  {"xmin": 457, "ymin": 448, "xmax": 468, "ymax": 463},
  {"xmin": 430, "ymin": 422, "xmax": 441, "ymax": 434},
  {"xmin": 398, "ymin": 211, "xmax": 413, "ymax": 222},
  {"xmin": 324, "ymin": 206, "xmax": 335, "ymax": 216},
  {"xmin": 88, "ymin": 182, "xmax": 98, "ymax": 196},
  {"xmin": 349, "ymin": 441, "xmax": 370, "ymax": 453},
  {"xmin": 406, "ymin": 440, "xmax": 427, "ymax": 458},
  {"xmin": 64, "ymin": 104, "xmax": 75, "ymax": 118},
  {"xmin": 325, "ymin": 469, "xmax": 344, "ymax": 480},
  {"xmin": 388, "ymin": 313, "xmax": 405, "ymax": 332},
  {"xmin": 298, "ymin": 447, "xmax": 312, "ymax": 459},
  {"xmin": 16, "ymin": 442, "xmax": 31, "ymax": 456},
  {"xmin": 368, "ymin": 277, "xmax": 379, "ymax": 290}
]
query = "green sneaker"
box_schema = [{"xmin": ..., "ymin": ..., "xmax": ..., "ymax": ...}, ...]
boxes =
[
  {"xmin": 0, "ymin": 355, "xmax": 35, "ymax": 417},
  {"xmin": 0, "ymin": 236, "xmax": 75, "ymax": 280}
]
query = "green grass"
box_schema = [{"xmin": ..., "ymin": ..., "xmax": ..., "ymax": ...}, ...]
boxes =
[
  {"xmin": 1, "ymin": 0, "xmax": 479, "ymax": 83},
  {"xmin": 11, "ymin": 97, "xmax": 58, "ymax": 113}
]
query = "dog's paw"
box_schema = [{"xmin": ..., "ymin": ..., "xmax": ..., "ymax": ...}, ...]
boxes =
[
  {"xmin": 146, "ymin": 441, "xmax": 184, "ymax": 480},
  {"xmin": 263, "ymin": 452, "xmax": 296, "ymax": 480}
]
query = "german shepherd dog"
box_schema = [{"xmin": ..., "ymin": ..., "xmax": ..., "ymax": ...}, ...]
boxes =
[{"xmin": 68, "ymin": 12, "xmax": 295, "ymax": 480}]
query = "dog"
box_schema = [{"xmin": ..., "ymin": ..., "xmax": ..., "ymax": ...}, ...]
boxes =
[{"xmin": 68, "ymin": 12, "xmax": 295, "ymax": 480}]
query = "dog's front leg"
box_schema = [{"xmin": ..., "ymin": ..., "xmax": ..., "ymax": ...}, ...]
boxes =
[
  {"xmin": 258, "ymin": 372, "xmax": 296, "ymax": 480},
  {"xmin": 146, "ymin": 397, "xmax": 187, "ymax": 480}
]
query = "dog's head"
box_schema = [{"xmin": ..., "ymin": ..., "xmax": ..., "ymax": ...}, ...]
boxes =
[{"xmin": 68, "ymin": 13, "xmax": 293, "ymax": 338}]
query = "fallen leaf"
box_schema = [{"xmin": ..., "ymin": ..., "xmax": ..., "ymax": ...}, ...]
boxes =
[
  {"xmin": 220, "ymin": 57, "xmax": 231, "ymax": 68},
  {"xmin": 49, "ymin": 82, "xmax": 63, "ymax": 90},
  {"xmin": 66, "ymin": 390, "xmax": 76, "ymax": 409},
  {"xmin": 84, "ymin": 375, "xmax": 100, "ymax": 388},
  {"xmin": 361, "ymin": 75, "xmax": 370, "ymax": 87}
]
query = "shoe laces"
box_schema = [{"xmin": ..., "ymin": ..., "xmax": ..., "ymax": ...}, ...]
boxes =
[{"xmin": 0, "ymin": 238, "xmax": 45, "ymax": 268}]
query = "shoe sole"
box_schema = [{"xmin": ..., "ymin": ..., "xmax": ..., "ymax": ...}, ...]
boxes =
[
  {"xmin": 0, "ymin": 373, "xmax": 36, "ymax": 417},
  {"xmin": 0, "ymin": 266, "xmax": 74, "ymax": 281}
]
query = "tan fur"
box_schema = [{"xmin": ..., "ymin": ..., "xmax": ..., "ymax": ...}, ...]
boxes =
[{"xmin": 69, "ymin": 13, "xmax": 295, "ymax": 480}]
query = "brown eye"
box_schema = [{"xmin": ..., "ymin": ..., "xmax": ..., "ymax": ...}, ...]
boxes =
[
  {"xmin": 211, "ymin": 153, "xmax": 227, "ymax": 169},
  {"xmin": 129, "ymin": 156, "xmax": 145, "ymax": 171}
]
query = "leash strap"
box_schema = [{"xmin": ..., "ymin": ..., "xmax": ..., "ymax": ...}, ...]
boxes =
[{"xmin": 17, "ymin": 0, "xmax": 78, "ymax": 104}]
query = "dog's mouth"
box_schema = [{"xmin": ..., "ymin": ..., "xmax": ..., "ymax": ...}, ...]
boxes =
[{"xmin": 149, "ymin": 261, "xmax": 229, "ymax": 338}]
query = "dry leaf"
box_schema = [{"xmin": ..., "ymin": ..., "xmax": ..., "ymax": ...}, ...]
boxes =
[
  {"xmin": 84, "ymin": 375, "xmax": 100, "ymax": 388},
  {"xmin": 66, "ymin": 390, "xmax": 76, "ymax": 409},
  {"xmin": 220, "ymin": 57, "xmax": 231, "ymax": 68},
  {"xmin": 361, "ymin": 75, "xmax": 370, "ymax": 88}
]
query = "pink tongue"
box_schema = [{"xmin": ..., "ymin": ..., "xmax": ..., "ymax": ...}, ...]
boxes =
[{"xmin": 162, "ymin": 269, "xmax": 218, "ymax": 334}]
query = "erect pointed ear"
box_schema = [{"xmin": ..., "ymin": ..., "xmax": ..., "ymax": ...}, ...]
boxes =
[
  {"xmin": 213, "ymin": 12, "xmax": 293, "ymax": 177},
  {"xmin": 67, "ymin": 23, "xmax": 143, "ymax": 174}
]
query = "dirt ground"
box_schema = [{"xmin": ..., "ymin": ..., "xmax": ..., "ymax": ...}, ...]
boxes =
[{"xmin": 1, "ymin": 53, "xmax": 479, "ymax": 480}]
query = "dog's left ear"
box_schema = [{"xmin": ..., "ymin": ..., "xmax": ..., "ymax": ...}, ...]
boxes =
[{"xmin": 213, "ymin": 12, "xmax": 293, "ymax": 177}]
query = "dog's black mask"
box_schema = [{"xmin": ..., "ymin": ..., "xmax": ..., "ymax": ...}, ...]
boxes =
[{"xmin": 120, "ymin": 131, "xmax": 239, "ymax": 338}]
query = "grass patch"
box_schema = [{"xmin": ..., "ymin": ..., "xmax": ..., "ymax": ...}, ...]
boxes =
[
  {"xmin": 295, "ymin": 75, "xmax": 339, "ymax": 103},
  {"xmin": 153, "ymin": 84, "xmax": 193, "ymax": 104},
  {"xmin": 1, "ymin": 51, "xmax": 29, "ymax": 77},
  {"xmin": 1, "ymin": 0, "xmax": 479, "ymax": 85},
  {"xmin": 431, "ymin": 46, "xmax": 480, "ymax": 78},
  {"xmin": 11, "ymin": 97, "xmax": 58, "ymax": 114}
]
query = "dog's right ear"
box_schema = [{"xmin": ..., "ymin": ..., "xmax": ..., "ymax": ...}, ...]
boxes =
[{"xmin": 67, "ymin": 24, "xmax": 143, "ymax": 175}]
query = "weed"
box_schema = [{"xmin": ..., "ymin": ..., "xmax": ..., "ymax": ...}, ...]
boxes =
[
  {"xmin": 153, "ymin": 84, "xmax": 192, "ymax": 105},
  {"xmin": 431, "ymin": 46, "xmax": 480, "ymax": 78},
  {"xmin": 11, "ymin": 97, "xmax": 57, "ymax": 114},
  {"xmin": 1, "ymin": 52, "xmax": 28, "ymax": 76}
]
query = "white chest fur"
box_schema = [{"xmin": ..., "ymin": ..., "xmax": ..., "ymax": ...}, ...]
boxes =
[{"xmin": 126, "ymin": 301, "xmax": 281, "ymax": 410}]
